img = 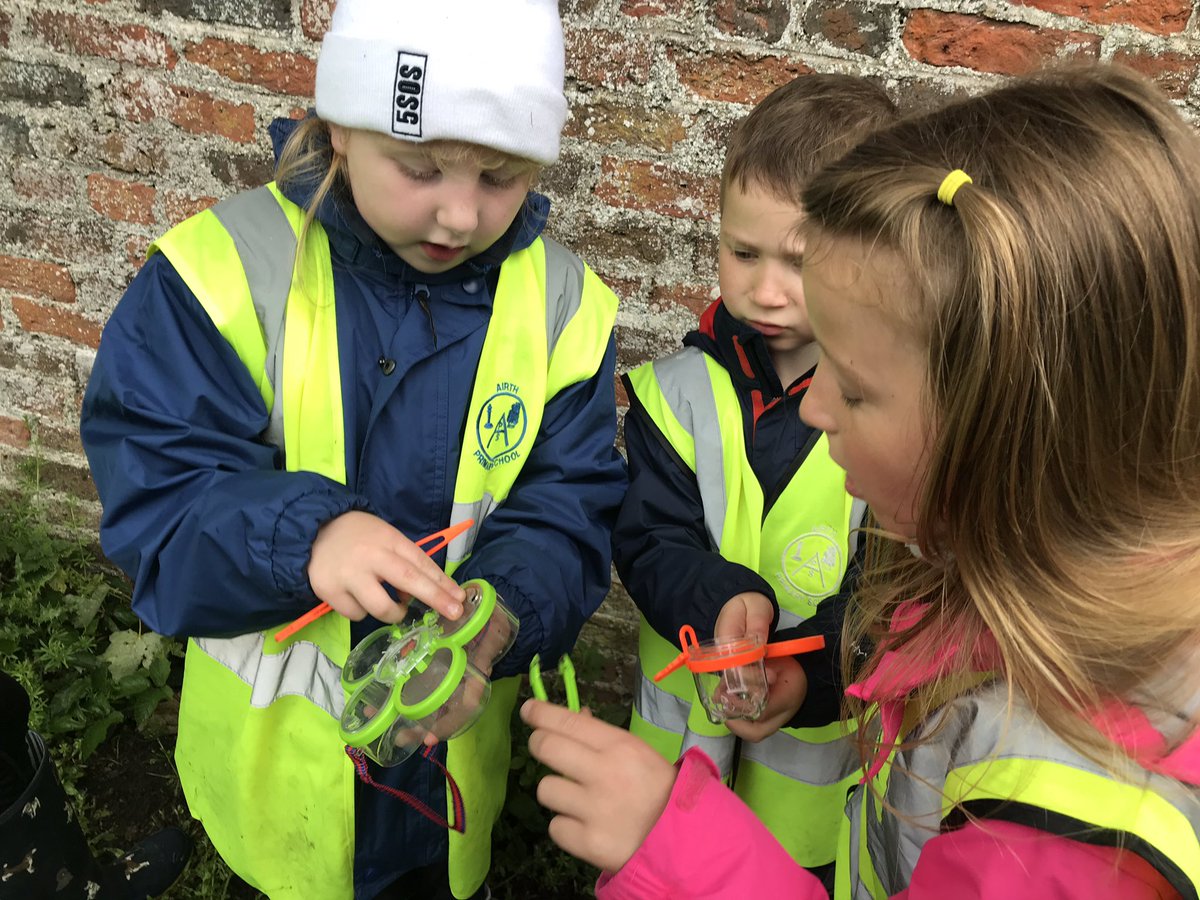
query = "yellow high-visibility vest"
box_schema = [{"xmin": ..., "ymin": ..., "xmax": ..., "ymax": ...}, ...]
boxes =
[
  {"xmin": 153, "ymin": 183, "xmax": 618, "ymax": 898},
  {"xmin": 626, "ymin": 347, "xmax": 863, "ymax": 867}
]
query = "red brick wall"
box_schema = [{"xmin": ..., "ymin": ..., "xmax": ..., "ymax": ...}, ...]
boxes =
[{"xmin": 1, "ymin": 0, "xmax": 1198, "ymax": 652}]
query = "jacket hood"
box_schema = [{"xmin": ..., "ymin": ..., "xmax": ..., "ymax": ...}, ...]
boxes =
[{"xmin": 267, "ymin": 115, "xmax": 549, "ymax": 286}]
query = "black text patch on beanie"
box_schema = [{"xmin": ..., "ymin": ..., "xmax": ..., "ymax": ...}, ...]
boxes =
[{"xmin": 392, "ymin": 52, "xmax": 427, "ymax": 138}]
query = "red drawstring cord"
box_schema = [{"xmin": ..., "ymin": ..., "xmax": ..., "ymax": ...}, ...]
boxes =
[{"xmin": 345, "ymin": 745, "xmax": 466, "ymax": 833}]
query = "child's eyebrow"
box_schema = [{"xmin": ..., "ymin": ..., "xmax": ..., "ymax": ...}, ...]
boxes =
[{"xmin": 816, "ymin": 344, "xmax": 857, "ymax": 381}]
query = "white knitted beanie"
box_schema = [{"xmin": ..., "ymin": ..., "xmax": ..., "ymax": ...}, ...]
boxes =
[{"xmin": 315, "ymin": 0, "xmax": 567, "ymax": 165}]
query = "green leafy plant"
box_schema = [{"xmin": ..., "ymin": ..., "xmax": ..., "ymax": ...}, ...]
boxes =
[{"xmin": 0, "ymin": 486, "xmax": 179, "ymax": 772}]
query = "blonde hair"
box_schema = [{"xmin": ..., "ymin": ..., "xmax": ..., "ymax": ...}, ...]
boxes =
[
  {"xmin": 802, "ymin": 64, "xmax": 1200, "ymax": 767},
  {"xmin": 273, "ymin": 117, "xmax": 541, "ymax": 259}
]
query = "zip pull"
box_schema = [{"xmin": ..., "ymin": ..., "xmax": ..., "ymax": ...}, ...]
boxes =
[{"xmin": 415, "ymin": 286, "xmax": 437, "ymax": 348}]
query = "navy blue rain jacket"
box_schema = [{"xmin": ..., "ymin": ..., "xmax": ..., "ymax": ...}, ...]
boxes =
[
  {"xmin": 612, "ymin": 299, "xmax": 860, "ymax": 727},
  {"xmin": 80, "ymin": 117, "xmax": 627, "ymax": 896}
]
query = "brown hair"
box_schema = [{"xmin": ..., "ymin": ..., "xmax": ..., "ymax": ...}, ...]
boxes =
[
  {"xmin": 721, "ymin": 73, "xmax": 898, "ymax": 208},
  {"xmin": 803, "ymin": 63, "xmax": 1200, "ymax": 768}
]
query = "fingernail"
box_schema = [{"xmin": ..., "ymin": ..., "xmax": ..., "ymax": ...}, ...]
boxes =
[{"xmin": 448, "ymin": 603, "xmax": 462, "ymax": 618}]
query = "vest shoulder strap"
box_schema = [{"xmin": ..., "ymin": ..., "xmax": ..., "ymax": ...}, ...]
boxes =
[{"xmin": 208, "ymin": 185, "xmax": 302, "ymax": 450}]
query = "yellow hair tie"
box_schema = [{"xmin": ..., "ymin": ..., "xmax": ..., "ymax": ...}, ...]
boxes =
[{"xmin": 937, "ymin": 169, "xmax": 973, "ymax": 206}]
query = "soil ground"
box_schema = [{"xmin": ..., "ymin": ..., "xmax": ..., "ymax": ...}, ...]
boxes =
[{"xmin": 80, "ymin": 711, "xmax": 598, "ymax": 899}]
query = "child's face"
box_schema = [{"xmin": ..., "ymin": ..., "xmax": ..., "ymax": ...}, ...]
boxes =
[
  {"xmin": 718, "ymin": 182, "xmax": 812, "ymax": 381},
  {"xmin": 799, "ymin": 235, "xmax": 931, "ymax": 541},
  {"xmin": 330, "ymin": 127, "xmax": 534, "ymax": 274}
]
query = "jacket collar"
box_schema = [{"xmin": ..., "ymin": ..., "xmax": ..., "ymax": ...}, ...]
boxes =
[
  {"xmin": 267, "ymin": 115, "xmax": 549, "ymax": 287},
  {"xmin": 685, "ymin": 299, "xmax": 787, "ymax": 399}
]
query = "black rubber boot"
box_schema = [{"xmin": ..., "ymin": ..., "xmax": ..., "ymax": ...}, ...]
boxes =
[{"xmin": 0, "ymin": 730, "xmax": 191, "ymax": 899}]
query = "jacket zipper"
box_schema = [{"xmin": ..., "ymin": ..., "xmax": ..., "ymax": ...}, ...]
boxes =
[{"xmin": 415, "ymin": 287, "xmax": 437, "ymax": 349}]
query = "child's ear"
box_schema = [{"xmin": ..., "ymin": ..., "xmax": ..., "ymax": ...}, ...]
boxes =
[{"xmin": 329, "ymin": 123, "xmax": 348, "ymax": 156}]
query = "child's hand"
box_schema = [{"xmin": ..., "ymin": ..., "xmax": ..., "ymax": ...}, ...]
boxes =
[
  {"xmin": 724, "ymin": 656, "xmax": 808, "ymax": 742},
  {"xmin": 715, "ymin": 591, "xmax": 774, "ymax": 645},
  {"xmin": 522, "ymin": 699, "xmax": 677, "ymax": 874},
  {"xmin": 308, "ymin": 511, "xmax": 466, "ymax": 624},
  {"xmin": 715, "ymin": 591, "xmax": 807, "ymax": 741}
]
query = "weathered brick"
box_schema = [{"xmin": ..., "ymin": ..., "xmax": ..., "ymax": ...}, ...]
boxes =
[
  {"xmin": 565, "ymin": 99, "xmax": 688, "ymax": 153},
  {"xmin": 595, "ymin": 157, "xmax": 719, "ymax": 221},
  {"xmin": 11, "ymin": 297, "xmax": 103, "ymax": 348},
  {"xmin": 1012, "ymin": 0, "xmax": 1192, "ymax": 36},
  {"xmin": 650, "ymin": 281, "xmax": 717, "ymax": 320},
  {"xmin": 0, "ymin": 416, "xmax": 31, "ymax": 449},
  {"xmin": 616, "ymin": 321, "xmax": 683, "ymax": 372},
  {"xmin": 87, "ymin": 174, "xmax": 157, "ymax": 225},
  {"xmin": 28, "ymin": 422, "xmax": 84, "ymax": 456},
  {"xmin": 170, "ymin": 89, "xmax": 256, "ymax": 143},
  {"xmin": 563, "ymin": 0, "xmax": 607, "ymax": 15},
  {"xmin": 2, "ymin": 212, "xmax": 116, "ymax": 263},
  {"xmin": 566, "ymin": 29, "xmax": 654, "ymax": 88},
  {"xmin": 12, "ymin": 163, "xmax": 79, "ymax": 204},
  {"xmin": 903, "ymin": 10, "xmax": 1100, "ymax": 76},
  {"xmin": 802, "ymin": 1, "xmax": 897, "ymax": 57},
  {"xmin": 713, "ymin": 0, "xmax": 792, "ymax": 43},
  {"xmin": 126, "ymin": 235, "xmax": 152, "ymax": 269},
  {"xmin": 572, "ymin": 216, "xmax": 671, "ymax": 265},
  {"xmin": 0, "ymin": 114, "xmax": 31, "ymax": 155},
  {"xmin": 0, "ymin": 61, "xmax": 88, "ymax": 106},
  {"xmin": 0, "ymin": 256, "xmax": 77, "ymax": 303},
  {"xmin": 300, "ymin": 0, "xmax": 334, "ymax": 41},
  {"xmin": 185, "ymin": 38, "xmax": 316, "ymax": 96},
  {"xmin": 96, "ymin": 131, "xmax": 168, "ymax": 175},
  {"xmin": 32, "ymin": 459, "xmax": 99, "ymax": 503},
  {"xmin": 619, "ymin": 0, "xmax": 691, "ymax": 16},
  {"xmin": 672, "ymin": 50, "xmax": 812, "ymax": 103},
  {"xmin": 136, "ymin": 0, "xmax": 291, "ymax": 31},
  {"xmin": 29, "ymin": 11, "xmax": 178, "ymax": 69},
  {"xmin": 0, "ymin": 336, "xmax": 76, "ymax": 377},
  {"xmin": 1112, "ymin": 48, "xmax": 1200, "ymax": 99},
  {"xmin": 598, "ymin": 275, "xmax": 642, "ymax": 311},
  {"xmin": 205, "ymin": 147, "xmax": 274, "ymax": 189},
  {"xmin": 108, "ymin": 75, "xmax": 172, "ymax": 124},
  {"xmin": 538, "ymin": 150, "xmax": 590, "ymax": 205},
  {"xmin": 0, "ymin": 8, "xmax": 11, "ymax": 48},
  {"xmin": 162, "ymin": 190, "xmax": 218, "ymax": 226}
]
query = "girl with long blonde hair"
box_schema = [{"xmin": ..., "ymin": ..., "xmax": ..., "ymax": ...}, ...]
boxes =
[{"xmin": 523, "ymin": 62, "xmax": 1200, "ymax": 898}]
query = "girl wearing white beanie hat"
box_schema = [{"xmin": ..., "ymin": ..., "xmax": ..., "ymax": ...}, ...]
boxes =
[{"xmin": 79, "ymin": 1, "xmax": 626, "ymax": 899}]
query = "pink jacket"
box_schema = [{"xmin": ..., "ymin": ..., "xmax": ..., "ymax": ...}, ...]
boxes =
[
  {"xmin": 600, "ymin": 603, "xmax": 1195, "ymax": 899},
  {"xmin": 596, "ymin": 748, "xmax": 1180, "ymax": 899}
]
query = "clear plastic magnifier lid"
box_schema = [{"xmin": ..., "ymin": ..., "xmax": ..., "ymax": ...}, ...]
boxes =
[{"xmin": 342, "ymin": 624, "xmax": 402, "ymax": 687}]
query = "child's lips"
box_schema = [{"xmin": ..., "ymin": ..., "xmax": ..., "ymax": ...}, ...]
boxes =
[
  {"xmin": 421, "ymin": 242, "xmax": 465, "ymax": 262},
  {"xmin": 750, "ymin": 321, "xmax": 783, "ymax": 337}
]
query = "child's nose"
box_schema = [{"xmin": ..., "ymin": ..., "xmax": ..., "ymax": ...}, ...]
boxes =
[
  {"xmin": 752, "ymin": 267, "xmax": 788, "ymax": 307},
  {"xmin": 799, "ymin": 367, "xmax": 836, "ymax": 432},
  {"xmin": 435, "ymin": 187, "xmax": 479, "ymax": 237}
]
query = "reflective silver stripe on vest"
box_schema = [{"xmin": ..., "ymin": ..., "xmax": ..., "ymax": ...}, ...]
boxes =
[
  {"xmin": 652, "ymin": 349, "xmax": 727, "ymax": 550},
  {"xmin": 634, "ymin": 670, "xmax": 736, "ymax": 777},
  {"xmin": 777, "ymin": 498, "xmax": 867, "ymax": 630},
  {"xmin": 193, "ymin": 633, "xmax": 345, "ymax": 719},
  {"xmin": 447, "ymin": 494, "xmax": 500, "ymax": 566},
  {"xmin": 209, "ymin": 186, "xmax": 298, "ymax": 451},
  {"xmin": 739, "ymin": 724, "xmax": 862, "ymax": 786},
  {"xmin": 864, "ymin": 684, "xmax": 1200, "ymax": 896},
  {"xmin": 542, "ymin": 236, "xmax": 585, "ymax": 359}
]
